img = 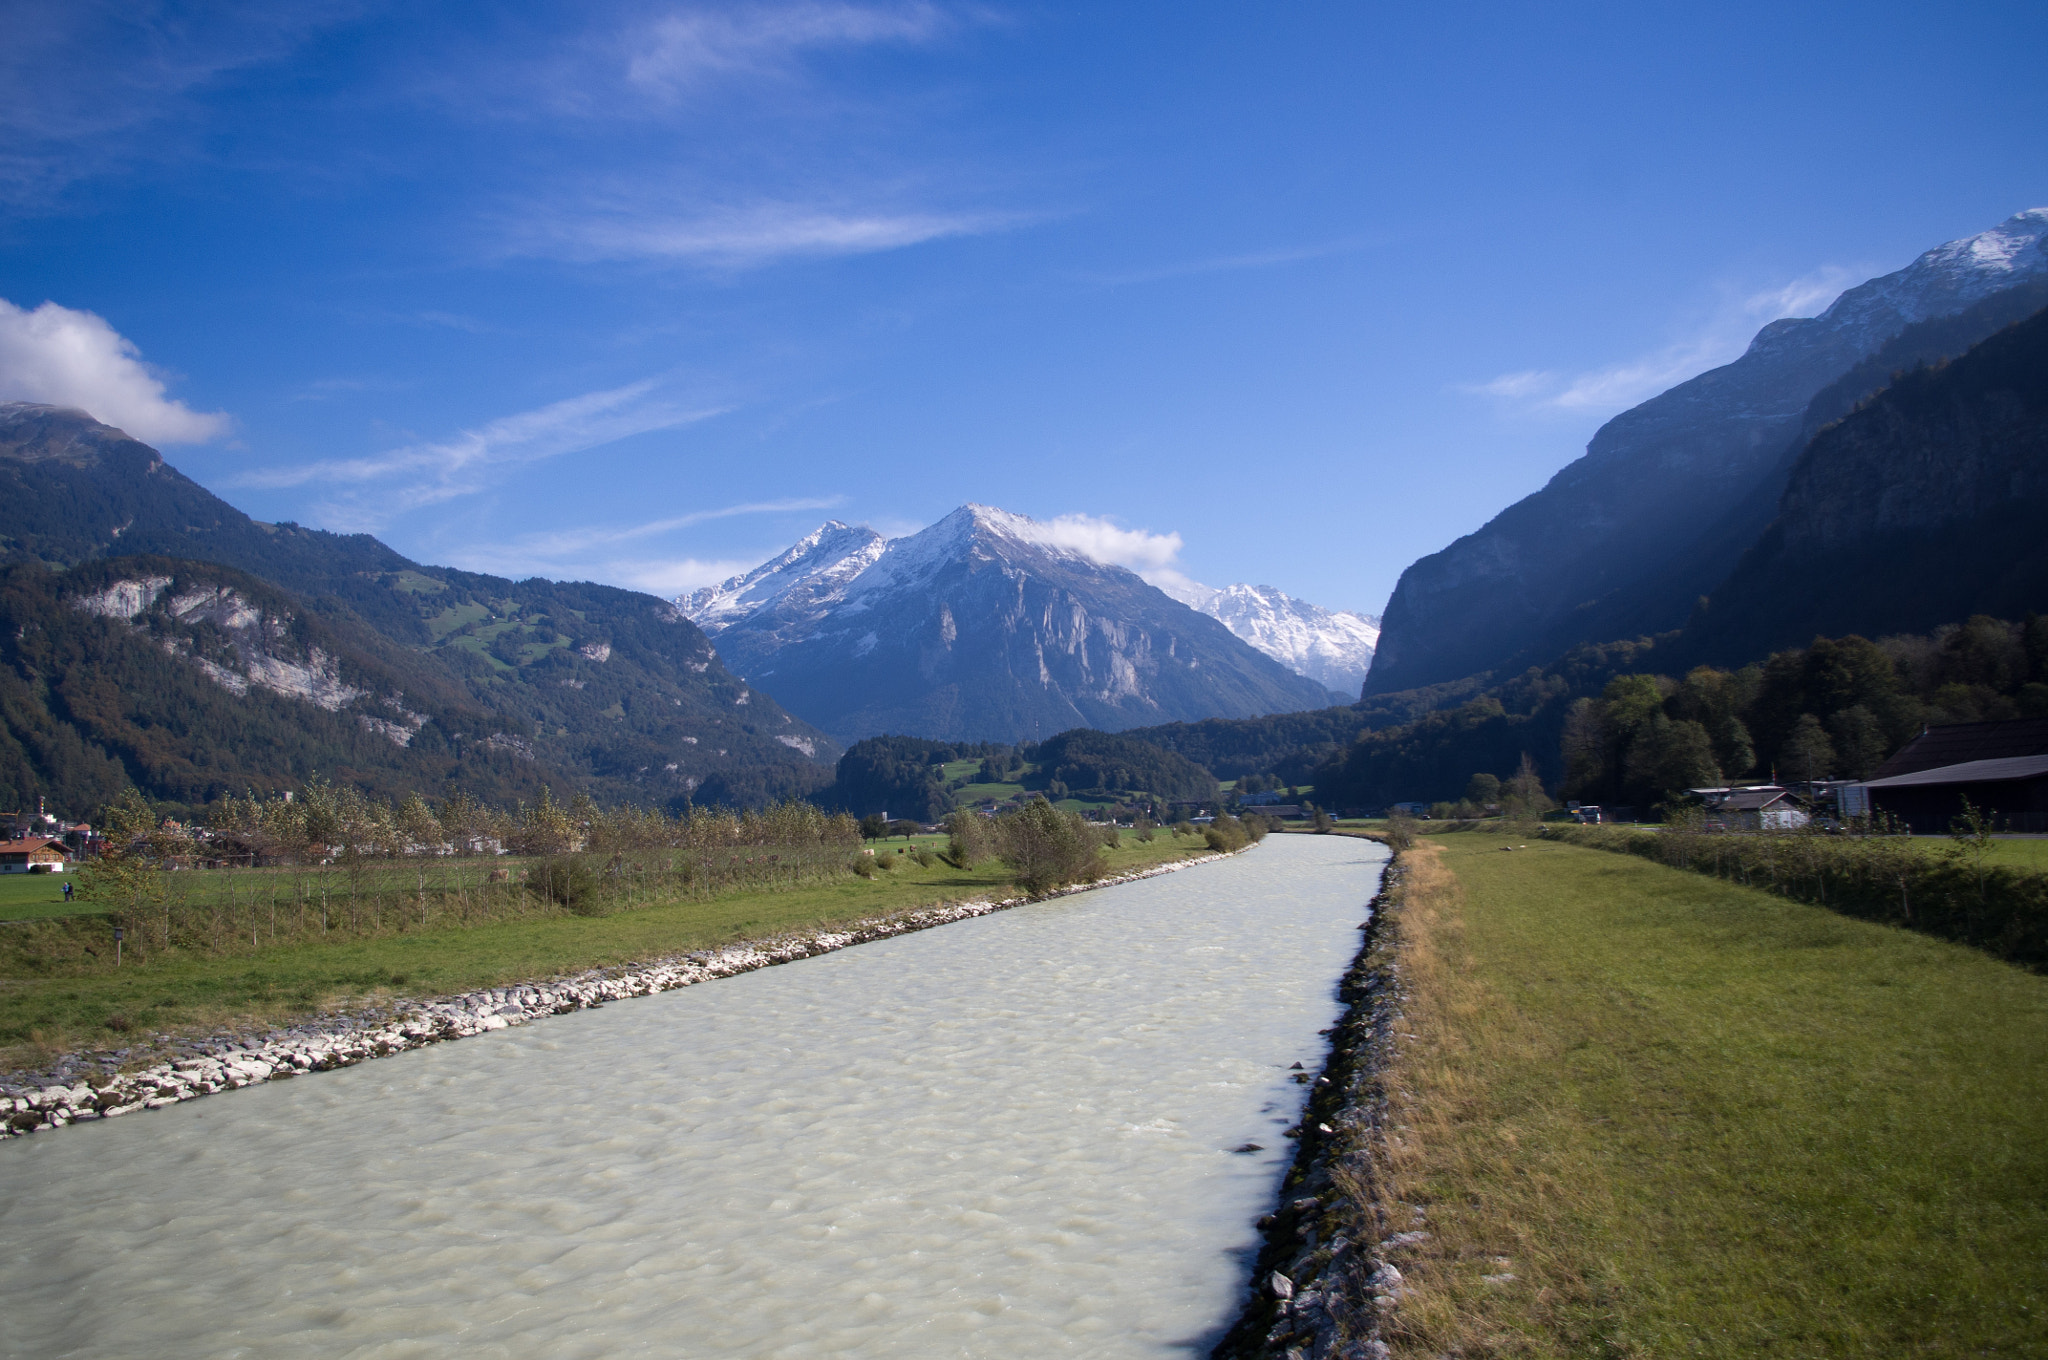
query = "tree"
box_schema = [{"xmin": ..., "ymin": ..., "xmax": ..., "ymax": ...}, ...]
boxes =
[
  {"xmin": 1464, "ymin": 772, "xmax": 1502, "ymax": 807},
  {"xmin": 996, "ymin": 797, "xmax": 1105, "ymax": 895},
  {"xmin": 944, "ymin": 809, "xmax": 993, "ymax": 867},
  {"xmin": 859, "ymin": 813, "xmax": 887, "ymax": 841},
  {"xmin": 1827, "ymin": 705, "xmax": 1888, "ymax": 779},
  {"xmin": 1779, "ymin": 714, "xmax": 1836, "ymax": 782},
  {"xmin": 1501, "ymin": 752, "xmax": 1554, "ymax": 821},
  {"xmin": 1714, "ymin": 715, "xmax": 1756, "ymax": 778},
  {"xmin": 1650, "ymin": 719, "xmax": 1721, "ymax": 796}
]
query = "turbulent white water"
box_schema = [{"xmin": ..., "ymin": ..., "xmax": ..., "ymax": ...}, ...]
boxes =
[{"xmin": 0, "ymin": 836, "xmax": 1385, "ymax": 1359}]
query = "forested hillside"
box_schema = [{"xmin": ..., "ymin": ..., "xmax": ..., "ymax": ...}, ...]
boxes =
[
  {"xmin": 0, "ymin": 557, "xmax": 547, "ymax": 815},
  {"xmin": 813, "ymin": 729, "xmax": 1218, "ymax": 819},
  {"xmin": 1308, "ymin": 615, "xmax": 2048, "ymax": 811},
  {"xmin": 0, "ymin": 404, "xmax": 837, "ymax": 816}
]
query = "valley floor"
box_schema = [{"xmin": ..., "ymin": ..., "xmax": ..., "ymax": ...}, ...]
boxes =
[
  {"xmin": 0, "ymin": 836, "xmax": 1205, "ymax": 1080},
  {"xmin": 1374, "ymin": 831, "xmax": 2045, "ymax": 1356}
]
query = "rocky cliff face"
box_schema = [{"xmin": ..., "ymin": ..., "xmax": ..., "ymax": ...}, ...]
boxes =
[
  {"xmin": 1685, "ymin": 304, "xmax": 2048, "ymax": 659},
  {"xmin": 687, "ymin": 506, "xmax": 1333, "ymax": 743},
  {"xmin": 1368, "ymin": 208, "xmax": 2048, "ymax": 694}
]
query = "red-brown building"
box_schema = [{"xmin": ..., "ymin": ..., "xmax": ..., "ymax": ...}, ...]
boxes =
[{"xmin": 0, "ymin": 838, "xmax": 68, "ymax": 873}]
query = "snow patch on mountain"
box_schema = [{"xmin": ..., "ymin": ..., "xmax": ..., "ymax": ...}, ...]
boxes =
[
  {"xmin": 679, "ymin": 520, "xmax": 886, "ymax": 635},
  {"xmin": 1175, "ymin": 583, "xmax": 1380, "ymax": 698}
]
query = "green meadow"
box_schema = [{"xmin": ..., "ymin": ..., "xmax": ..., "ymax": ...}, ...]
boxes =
[{"xmin": 1380, "ymin": 831, "xmax": 2046, "ymax": 1357}]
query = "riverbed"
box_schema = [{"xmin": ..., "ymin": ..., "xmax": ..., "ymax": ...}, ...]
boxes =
[{"xmin": 0, "ymin": 835, "xmax": 1386, "ymax": 1358}]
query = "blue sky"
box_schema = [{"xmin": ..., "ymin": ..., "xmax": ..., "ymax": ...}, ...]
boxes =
[{"xmin": 0, "ymin": 1, "xmax": 2043, "ymax": 616}]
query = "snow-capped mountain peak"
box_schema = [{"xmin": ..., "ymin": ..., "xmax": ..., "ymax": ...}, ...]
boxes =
[
  {"xmin": 679, "ymin": 519, "xmax": 885, "ymax": 635},
  {"xmin": 680, "ymin": 504, "xmax": 1380, "ymax": 707},
  {"xmin": 1185, "ymin": 583, "xmax": 1380, "ymax": 699}
]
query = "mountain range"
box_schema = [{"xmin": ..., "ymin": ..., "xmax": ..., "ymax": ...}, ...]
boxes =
[
  {"xmin": 1162, "ymin": 582, "xmax": 1379, "ymax": 699},
  {"xmin": 1368, "ymin": 207, "xmax": 2048, "ymax": 694},
  {"xmin": 680, "ymin": 506, "xmax": 1337, "ymax": 743},
  {"xmin": 0, "ymin": 403, "xmax": 839, "ymax": 815}
]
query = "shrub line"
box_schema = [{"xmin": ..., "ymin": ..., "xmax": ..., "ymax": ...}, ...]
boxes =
[
  {"xmin": 1536, "ymin": 823, "xmax": 2048, "ymax": 967},
  {"xmin": 0, "ymin": 847, "xmax": 1249, "ymax": 1138}
]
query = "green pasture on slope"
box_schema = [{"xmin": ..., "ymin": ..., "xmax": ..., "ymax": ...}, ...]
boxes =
[
  {"xmin": 1417, "ymin": 831, "xmax": 2045, "ymax": 1355},
  {"xmin": 0, "ymin": 835, "xmax": 1206, "ymax": 1070}
]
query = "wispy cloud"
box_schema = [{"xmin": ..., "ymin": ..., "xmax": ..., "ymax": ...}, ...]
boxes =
[
  {"xmin": 0, "ymin": 297, "xmax": 230, "ymax": 442},
  {"xmin": 1464, "ymin": 266, "xmax": 1864, "ymax": 416},
  {"xmin": 0, "ymin": 1, "xmax": 360, "ymax": 207},
  {"xmin": 625, "ymin": 2, "xmax": 952, "ymax": 96},
  {"xmin": 239, "ymin": 379, "xmax": 723, "ymax": 529},
  {"xmin": 439, "ymin": 498, "xmax": 846, "ymax": 592},
  {"xmin": 506, "ymin": 198, "xmax": 1014, "ymax": 269}
]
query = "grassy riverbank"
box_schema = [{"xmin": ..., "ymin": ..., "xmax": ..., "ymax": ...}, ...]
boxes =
[
  {"xmin": 1380, "ymin": 831, "xmax": 2046, "ymax": 1356},
  {"xmin": 1, "ymin": 836, "xmax": 1204, "ymax": 1075}
]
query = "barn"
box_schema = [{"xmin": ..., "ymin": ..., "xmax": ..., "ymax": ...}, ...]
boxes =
[{"xmin": 1847, "ymin": 718, "xmax": 2048, "ymax": 833}]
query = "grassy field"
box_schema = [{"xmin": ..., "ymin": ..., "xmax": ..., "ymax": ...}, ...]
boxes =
[
  {"xmin": 0, "ymin": 873, "xmax": 82, "ymax": 922},
  {"xmin": 1977, "ymin": 836, "xmax": 2048, "ymax": 867},
  {"xmin": 1380, "ymin": 831, "xmax": 2046, "ymax": 1356},
  {"xmin": 0, "ymin": 834, "xmax": 1206, "ymax": 1074}
]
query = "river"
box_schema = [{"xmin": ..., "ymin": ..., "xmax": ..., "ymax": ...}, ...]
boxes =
[{"xmin": 0, "ymin": 835, "xmax": 1386, "ymax": 1358}]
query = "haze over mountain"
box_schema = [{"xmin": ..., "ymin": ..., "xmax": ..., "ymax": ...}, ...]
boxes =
[
  {"xmin": 0, "ymin": 403, "xmax": 837, "ymax": 813},
  {"xmin": 1369, "ymin": 208, "xmax": 2048, "ymax": 694},
  {"xmin": 1685, "ymin": 302, "xmax": 2048, "ymax": 663},
  {"xmin": 680, "ymin": 505, "xmax": 1333, "ymax": 744}
]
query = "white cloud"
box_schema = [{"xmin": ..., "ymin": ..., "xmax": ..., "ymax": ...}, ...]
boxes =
[
  {"xmin": 1466, "ymin": 265, "xmax": 1865, "ymax": 417},
  {"xmin": 239, "ymin": 379, "xmax": 723, "ymax": 530},
  {"xmin": 1009, "ymin": 511, "xmax": 1212, "ymax": 602},
  {"xmin": 0, "ymin": 297, "xmax": 230, "ymax": 443},
  {"xmin": 626, "ymin": 2, "xmax": 949, "ymax": 94},
  {"xmin": 509, "ymin": 199, "xmax": 1010, "ymax": 269}
]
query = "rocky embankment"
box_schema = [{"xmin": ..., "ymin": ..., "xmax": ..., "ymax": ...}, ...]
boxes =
[
  {"xmin": 1213, "ymin": 847, "xmax": 1413, "ymax": 1360},
  {"xmin": 2, "ymin": 850, "xmax": 1240, "ymax": 1140}
]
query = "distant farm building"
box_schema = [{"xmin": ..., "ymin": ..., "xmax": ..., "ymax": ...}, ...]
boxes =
[
  {"xmin": 1690, "ymin": 786, "xmax": 1809, "ymax": 831},
  {"xmin": 0, "ymin": 837, "xmax": 68, "ymax": 873}
]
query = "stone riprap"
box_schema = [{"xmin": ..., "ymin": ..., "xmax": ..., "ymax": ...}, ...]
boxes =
[{"xmin": 1, "ymin": 850, "xmax": 1240, "ymax": 1141}]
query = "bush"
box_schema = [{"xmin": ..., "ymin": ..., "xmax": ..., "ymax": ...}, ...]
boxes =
[
  {"xmin": 529, "ymin": 855, "xmax": 601, "ymax": 915},
  {"xmin": 850, "ymin": 854, "xmax": 876, "ymax": 878},
  {"xmin": 944, "ymin": 809, "xmax": 993, "ymax": 868},
  {"xmin": 996, "ymin": 797, "xmax": 1107, "ymax": 895},
  {"xmin": 910, "ymin": 846, "xmax": 938, "ymax": 868},
  {"xmin": 1203, "ymin": 814, "xmax": 1266, "ymax": 853},
  {"xmin": 1382, "ymin": 812, "xmax": 1419, "ymax": 852},
  {"xmin": 1135, "ymin": 816, "xmax": 1156, "ymax": 843},
  {"xmin": 1099, "ymin": 822, "xmax": 1121, "ymax": 849}
]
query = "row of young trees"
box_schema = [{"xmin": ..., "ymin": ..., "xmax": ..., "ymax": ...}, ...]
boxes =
[{"xmin": 58, "ymin": 783, "xmax": 868, "ymax": 966}]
